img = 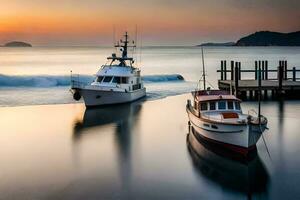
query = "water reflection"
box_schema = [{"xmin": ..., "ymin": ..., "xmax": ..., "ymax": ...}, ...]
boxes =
[
  {"xmin": 187, "ymin": 126, "xmax": 270, "ymax": 199},
  {"xmin": 72, "ymin": 101, "xmax": 143, "ymax": 198}
]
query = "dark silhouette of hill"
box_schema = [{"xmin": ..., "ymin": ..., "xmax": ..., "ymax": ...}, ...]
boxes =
[
  {"xmin": 4, "ymin": 41, "xmax": 32, "ymax": 47},
  {"xmin": 198, "ymin": 42, "xmax": 235, "ymax": 46},
  {"xmin": 236, "ymin": 31, "xmax": 300, "ymax": 46}
]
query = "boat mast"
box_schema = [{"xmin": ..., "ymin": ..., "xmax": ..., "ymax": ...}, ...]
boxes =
[
  {"xmin": 201, "ymin": 47, "xmax": 206, "ymax": 90},
  {"xmin": 113, "ymin": 32, "xmax": 136, "ymax": 66}
]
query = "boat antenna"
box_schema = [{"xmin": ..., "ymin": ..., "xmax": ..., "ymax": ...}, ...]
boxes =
[
  {"xmin": 139, "ymin": 31, "xmax": 142, "ymax": 66},
  {"xmin": 135, "ymin": 25, "xmax": 138, "ymax": 66},
  {"xmin": 113, "ymin": 25, "xmax": 117, "ymax": 53},
  {"xmin": 201, "ymin": 47, "xmax": 206, "ymax": 90}
]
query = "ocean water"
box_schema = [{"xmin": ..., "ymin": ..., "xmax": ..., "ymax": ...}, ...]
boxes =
[
  {"xmin": 1, "ymin": 46, "xmax": 300, "ymax": 200},
  {"xmin": 0, "ymin": 46, "xmax": 300, "ymax": 106},
  {"xmin": 1, "ymin": 94, "xmax": 300, "ymax": 199}
]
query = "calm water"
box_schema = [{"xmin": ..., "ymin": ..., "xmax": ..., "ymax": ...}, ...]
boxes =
[
  {"xmin": 0, "ymin": 95, "xmax": 300, "ymax": 199},
  {"xmin": 0, "ymin": 47, "xmax": 300, "ymax": 199}
]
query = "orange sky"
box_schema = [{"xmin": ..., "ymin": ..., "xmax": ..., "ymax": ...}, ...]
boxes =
[{"xmin": 0, "ymin": 0, "xmax": 299, "ymax": 45}]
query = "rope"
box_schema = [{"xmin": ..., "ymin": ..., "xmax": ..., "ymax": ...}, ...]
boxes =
[{"xmin": 259, "ymin": 122, "xmax": 272, "ymax": 163}]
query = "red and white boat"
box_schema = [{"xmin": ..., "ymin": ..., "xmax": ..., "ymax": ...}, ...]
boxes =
[{"xmin": 186, "ymin": 89, "xmax": 268, "ymax": 156}]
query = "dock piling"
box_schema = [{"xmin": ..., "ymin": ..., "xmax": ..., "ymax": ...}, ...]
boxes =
[
  {"xmin": 224, "ymin": 60, "xmax": 227, "ymax": 80},
  {"xmin": 220, "ymin": 61, "xmax": 224, "ymax": 80},
  {"xmin": 238, "ymin": 62, "xmax": 241, "ymax": 80},
  {"xmin": 262, "ymin": 61, "xmax": 265, "ymax": 80},
  {"xmin": 284, "ymin": 60, "xmax": 288, "ymax": 80},
  {"xmin": 265, "ymin": 61, "xmax": 268, "ymax": 80},
  {"xmin": 231, "ymin": 61, "xmax": 234, "ymax": 80},
  {"xmin": 255, "ymin": 61, "xmax": 258, "ymax": 80},
  {"xmin": 234, "ymin": 62, "xmax": 239, "ymax": 97}
]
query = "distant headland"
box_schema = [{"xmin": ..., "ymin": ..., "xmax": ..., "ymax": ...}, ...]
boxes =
[
  {"xmin": 198, "ymin": 31, "xmax": 300, "ymax": 46},
  {"xmin": 236, "ymin": 31, "xmax": 300, "ymax": 46},
  {"xmin": 198, "ymin": 42, "xmax": 235, "ymax": 47},
  {"xmin": 2, "ymin": 41, "xmax": 32, "ymax": 47}
]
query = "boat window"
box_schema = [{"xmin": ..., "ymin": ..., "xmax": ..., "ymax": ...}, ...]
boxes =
[
  {"xmin": 218, "ymin": 101, "xmax": 226, "ymax": 110},
  {"xmin": 96, "ymin": 76, "xmax": 104, "ymax": 82},
  {"xmin": 103, "ymin": 76, "xmax": 113, "ymax": 83},
  {"xmin": 209, "ymin": 102, "xmax": 216, "ymax": 110},
  {"xmin": 121, "ymin": 77, "xmax": 128, "ymax": 84},
  {"xmin": 200, "ymin": 102, "xmax": 208, "ymax": 111},
  {"xmin": 112, "ymin": 77, "xmax": 121, "ymax": 84},
  {"xmin": 211, "ymin": 125, "xmax": 218, "ymax": 129},
  {"xmin": 235, "ymin": 102, "xmax": 241, "ymax": 110},
  {"xmin": 228, "ymin": 101, "xmax": 234, "ymax": 109}
]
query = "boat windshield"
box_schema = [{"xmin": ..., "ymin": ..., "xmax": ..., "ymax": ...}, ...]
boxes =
[
  {"xmin": 235, "ymin": 102, "xmax": 241, "ymax": 110},
  {"xmin": 218, "ymin": 101, "xmax": 226, "ymax": 110},
  {"xmin": 103, "ymin": 76, "xmax": 113, "ymax": 83},
  {"xmin": 209, "ymin": 102, "xmax": 216, "ymax": 110},
  {"xmin": 227, "ymin": 101, "xmax": 234, "ymax": 109},
  {"xmin": 112, "ymin": 77, "xmax": 121, "ymax": 84}
]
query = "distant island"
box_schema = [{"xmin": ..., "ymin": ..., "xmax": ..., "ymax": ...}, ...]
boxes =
[
  {"xmin": 198, "ymin": 42, "xmax": 235, "ymax": 47},
  {"xmin": 3, "ymin": 41, "xmax": 32, "ymax": 47},
  {"xmin": 198, "ymin": 31, "xmax": 300, "ymax": 46},
  {"xmin": 236, "ymin": 31, "xmax": 300, "ymax": 46}
]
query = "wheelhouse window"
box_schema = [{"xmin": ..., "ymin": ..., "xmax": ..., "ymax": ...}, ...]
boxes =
[
  {"xmin": 218, "ymin": 101, "xmax": 226, "ymax": 110},
  {"xmin": 200, "ymin": 102, "xmax": 208, "ymax": 111},
  {"xmin": 227, "ymin": 101, "xmax": 234, "ymax": 109},
  {"xmin": 103, "ymin": 76, "xmax": 113, "ymax": 83},
  {"xmin": 112, "ymin": 77, "xmax": 121, "ymax": 84},
  {"xmin": 235, "ymin": 102, "xmax": 241, "ymax": 110},
  {"xmin": 209, "ymin": 102, "xmax": 216, "ymax": 110},
  {"xmin": 121, "ymin": 77, "xmax": 128, "ymax": 84},
  {"xmin": 96, "ymin": 76, "xmax": 104, "ymax": 82}
]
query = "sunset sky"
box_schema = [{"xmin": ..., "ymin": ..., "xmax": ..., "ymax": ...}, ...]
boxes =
[{"xmin": 0, "ymin": 0, "xmax": 299, "ymax": 46}]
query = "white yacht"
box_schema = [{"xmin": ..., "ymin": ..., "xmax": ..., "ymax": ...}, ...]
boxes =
[{"xmin": 71, "ymin": 32, "xmax": 146, "ymax": 107}]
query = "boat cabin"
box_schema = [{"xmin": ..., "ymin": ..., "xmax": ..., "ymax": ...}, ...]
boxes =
[
  {"xmin": 91, "ymin": 64, "xmax": 142, "ymax": 92},
  {"xmin": 192, "ymin": 90, "xmax": 243, "ymax": 121}
]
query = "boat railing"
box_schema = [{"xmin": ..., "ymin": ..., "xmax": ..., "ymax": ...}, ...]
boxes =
[{"xmin": 70, "ymin": 74, "xmax": 86, "ymax": 89}]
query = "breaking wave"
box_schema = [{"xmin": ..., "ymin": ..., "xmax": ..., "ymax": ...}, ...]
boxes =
[{"xmin": 0, "ymin": 74, "xmax": 184, "ymax": 87}]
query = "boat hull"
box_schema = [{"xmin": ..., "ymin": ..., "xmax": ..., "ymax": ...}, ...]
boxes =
[
  {"xmin": 186, "ymin": 106, "xmax": 264, "ymax": 155},
  {"xmin": 78, "ymin": 88, "xmax": 146, "ymax": 107}
]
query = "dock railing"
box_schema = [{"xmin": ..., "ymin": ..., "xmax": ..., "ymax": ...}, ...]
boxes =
[{"xmin": 217, "ymin": 60, "xmax": 300, "ymax": 100}]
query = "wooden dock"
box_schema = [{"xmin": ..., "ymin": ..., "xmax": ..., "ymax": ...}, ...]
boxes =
[{"xmin": 217, "ymin": 60, "xmax": 300, "ymax": 100}]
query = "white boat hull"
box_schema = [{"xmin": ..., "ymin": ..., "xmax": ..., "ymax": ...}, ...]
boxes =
[
  {"xmin": 79, "ymin": 88, "xmax": 146, "ymax": 107},
  {"xmin": 186, "ymin": 106, "xmax": 265, "ymax": 154}
]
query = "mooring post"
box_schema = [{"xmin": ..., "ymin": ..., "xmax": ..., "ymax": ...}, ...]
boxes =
[
  {"xmin": 262, "ymin": 60, "xmax": 265, "ymax": 80},
  {"xmin": 293, "ymin": 67, "xmax": 296, "ymax": 81},
  {"xmin": 224, "ymin": 60, "xmax": 227, "ymax": 80},
  {"xmin": 265, "ymin": 60, "xmax": 268, "ymax": 80},
  {"xmin": 238, "ymin": 62, "xmax": 241, "ymax": 80},
  {"xmin": 255, "ymin": 61, "xmax": 258, "ymax": 80},
  {"xmin": 284, "ymin": 60, "xmax": 288, "ymax": 80},
  {"xmin": 221, "ymin": 61, "xmax": 224, "ymax": 80},
  {"xmin": 235, "ymin": 62, "xmax": 239, "ymax": 97},
  {"xmin": 278, "ymin": 61, "xmax": 283, "ymax": 94},
  {"xmin": 231, "ymin": 61, "xmax": 234, "ymax": 80}
]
